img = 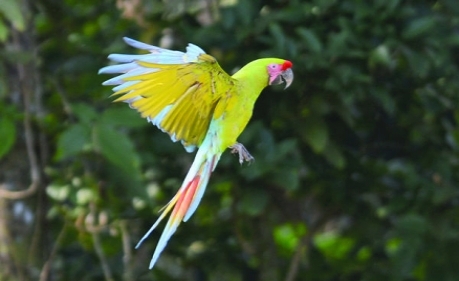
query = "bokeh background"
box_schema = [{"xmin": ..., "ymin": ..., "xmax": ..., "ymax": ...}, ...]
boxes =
[{"xmin": 1, "ymin": 0, "xmax": 459, "ymax": 280}]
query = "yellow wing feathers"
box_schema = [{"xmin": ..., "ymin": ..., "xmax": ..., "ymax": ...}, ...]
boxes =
[{"xmin": 103, "ymin": 43, "xmax": 237, "ymax": 151}]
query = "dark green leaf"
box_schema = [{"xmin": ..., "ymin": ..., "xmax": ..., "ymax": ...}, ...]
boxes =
[
  {"xmin": 0, "ymin": 118, "xmax": 16, "ymax": 159},
  {"xmin": 296, "ymin": 28, "xmax": 322, "ymax": 53},
  {"xmin": 323, "ymin": 142, "xmax": 346, "ymax": 169},
  {"xmin": 93, "ymin": 123, "xmax": 140, "ymax": 175},
  {"xmin": 55, "ymin": 124, "xmax": 91, "ymax": 160},
  {"xmin": 100, "ymin": 106, "xmax": 147, "ymax": 128},
  {"xmin": 237, "ymin": 187, "xmax": 269, "ymax": 217},
  {"xmin": 302, "ymin": 115, "xmax": 329, "ymax": 153},
  {"xmin": 71, "ymin": 103, "xmax": 97, "ymax": 124},
  {"xmin": 403, "ymin": 17, "xmax": 437, "ymax": 39}
]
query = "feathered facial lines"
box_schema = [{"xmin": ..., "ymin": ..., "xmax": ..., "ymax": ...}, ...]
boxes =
[{"xmin": 267, "ymin": 60, "xmax": 294, "ymax": 89}]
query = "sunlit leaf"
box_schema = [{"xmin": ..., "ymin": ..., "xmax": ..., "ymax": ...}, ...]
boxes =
[
  {"xmin": 369, "ymin": 44, "xmax": 393, "ymax": 69},
  {"xmin": 357, "ymin": 246, "xmax": 372, "ymax": 261},
  {"xmin": 76, "ymin": 188, "xmax": 96, "ymax": 205},
  {"xmin": 314, "ymin": 232, "xmax": 355, "ymax": 260},
  {"xmin": 273, "ymin": 223, "xmax": 307, "ymax": 256},
  {"xmin": 0, "ymin": 0, "xmax": 25, "ymax": 31},
  {"xmin": 46, "ymin": 184, "xmax": 71, "ymax": 202},
  {"xmin": 0, "ymin": 21, "xmax": 8, "ymax": 42}
]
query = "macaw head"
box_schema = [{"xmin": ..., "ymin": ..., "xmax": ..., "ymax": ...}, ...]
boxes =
[{"xmin": 267, "ymin": 60, "xmax": 294, "ymax": 89}]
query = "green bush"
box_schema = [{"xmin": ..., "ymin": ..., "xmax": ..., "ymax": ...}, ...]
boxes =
[{"xmin": 1, "ymin": 0, "xmax": 458, "ymax": 280}]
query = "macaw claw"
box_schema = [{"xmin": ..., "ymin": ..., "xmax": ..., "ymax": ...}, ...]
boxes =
[{"xmin": 230, "ymin": 142, "xmax": 255, "ymax": 164}]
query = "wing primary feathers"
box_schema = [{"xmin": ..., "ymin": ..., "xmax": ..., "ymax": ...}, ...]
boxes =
[
  {"xmin": 111, "ymin": 81, "xmax": 139, "ymax": 93},
  {"xmin": 161, "ymin": 83, "xmax": 200, "ymax": 139},
  {"xmin": 103, "ymin": 69, "xmax": 159, "ymax": 86},
  {"xmin": 123, "ymin": 37, "xmax": 157, "ymax": 50},
  {"xmin": 150, "ymin": 105, "xmax": 173, "ymax": 130},
  {"xmin": 98, "ymin": 62, "xmax": 138, "ymax": 74}
]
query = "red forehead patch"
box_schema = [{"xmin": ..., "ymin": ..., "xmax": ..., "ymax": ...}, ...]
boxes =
[{"xmin": 281, "ymin": 60, "xmax": 293, "ymax": 71}]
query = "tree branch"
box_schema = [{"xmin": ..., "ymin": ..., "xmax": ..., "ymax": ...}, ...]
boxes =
[
  {"xmin": 88, "ymin": 204, "xmax": 114, "ymax": 281},
  {"xmin": 120, "ymin": 220, "xmax": 134, "ymax": 281},
  {"xmin": 0, "ymin": 19, "xmax": 41, "ymax": 200},
  {"xmin": 38, "ymin": 222, "xmax": 69, "ymax": 281},
  {"xmin": 284, "ymin": 232, "xmax": 311, "ymax": 281}
]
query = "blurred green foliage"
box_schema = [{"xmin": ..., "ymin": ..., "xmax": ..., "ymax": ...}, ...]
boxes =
[{"xmin": 1, "ymin": 0, "xmax": 459, "ymax": 280}]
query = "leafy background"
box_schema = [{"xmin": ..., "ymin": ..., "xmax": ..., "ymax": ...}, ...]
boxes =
[{"xmin": 1, "ymin": 0, "xmax": 459, "ymax": 280}]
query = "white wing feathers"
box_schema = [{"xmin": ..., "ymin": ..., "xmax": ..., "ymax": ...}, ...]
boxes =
[
  {"xmin": 99, "ymin": 37, "xmax": 205, "ymax": 69},
  {"xmin": 98, "ymin": 37, "xmax": 206, "ymax": 92}
]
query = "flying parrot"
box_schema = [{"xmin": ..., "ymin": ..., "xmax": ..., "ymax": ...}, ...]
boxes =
[{"xmin": 99, "ymin": 37, "xmax": 293, "ymax": 269}]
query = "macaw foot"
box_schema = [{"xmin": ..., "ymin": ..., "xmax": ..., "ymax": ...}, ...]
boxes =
[{"xmin": 229, "ymin": 142, "xmax": 254, "ymax": 164}]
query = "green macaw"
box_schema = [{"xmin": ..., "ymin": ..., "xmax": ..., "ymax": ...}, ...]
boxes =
[{"xmin": 99, "ymin": 37, "xmax": 293, "ymax": 268}]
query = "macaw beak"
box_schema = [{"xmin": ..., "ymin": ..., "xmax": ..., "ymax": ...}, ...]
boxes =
[
  {"xmin": 269, "ymin": 68, "xmax": 294, "ymax": 89},
  {"xmin": 281, "ymin": 68, "xmax": 294, "ymax": 89}
]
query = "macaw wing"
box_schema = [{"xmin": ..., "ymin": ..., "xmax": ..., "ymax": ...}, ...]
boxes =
[{"xmin": 99, "ymin": 37, "xmax": 236, "ymax": 152}]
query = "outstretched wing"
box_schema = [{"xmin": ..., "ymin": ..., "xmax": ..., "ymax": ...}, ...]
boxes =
[{"xmin": 99, "ymin": 37, "xmax": 236, "ymax": 152}]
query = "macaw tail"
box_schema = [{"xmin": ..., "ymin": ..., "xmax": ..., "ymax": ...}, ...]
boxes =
[{"xmin": 136, "ymin": 140, "xmax": 221, "ymax": 269}]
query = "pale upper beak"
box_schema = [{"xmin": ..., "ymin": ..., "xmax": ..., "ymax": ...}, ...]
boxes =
[{"xmin": 281, "ymin": 68, "xmax": 294, "ymax": 89}]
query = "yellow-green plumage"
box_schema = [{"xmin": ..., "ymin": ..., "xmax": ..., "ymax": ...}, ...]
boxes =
[{"xmin": 99, "ymin": 37, "xmax": 293, "ymax": 269}]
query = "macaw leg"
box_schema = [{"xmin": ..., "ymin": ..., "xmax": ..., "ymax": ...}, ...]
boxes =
[{"xmin": 229, "ymin": 142, "xmax": 255, "ymax": 164}]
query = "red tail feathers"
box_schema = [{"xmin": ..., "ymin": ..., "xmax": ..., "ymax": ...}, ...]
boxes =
[{"xmin": 136, "ymin": 152, "xmax": 219, "ymax": 269}]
